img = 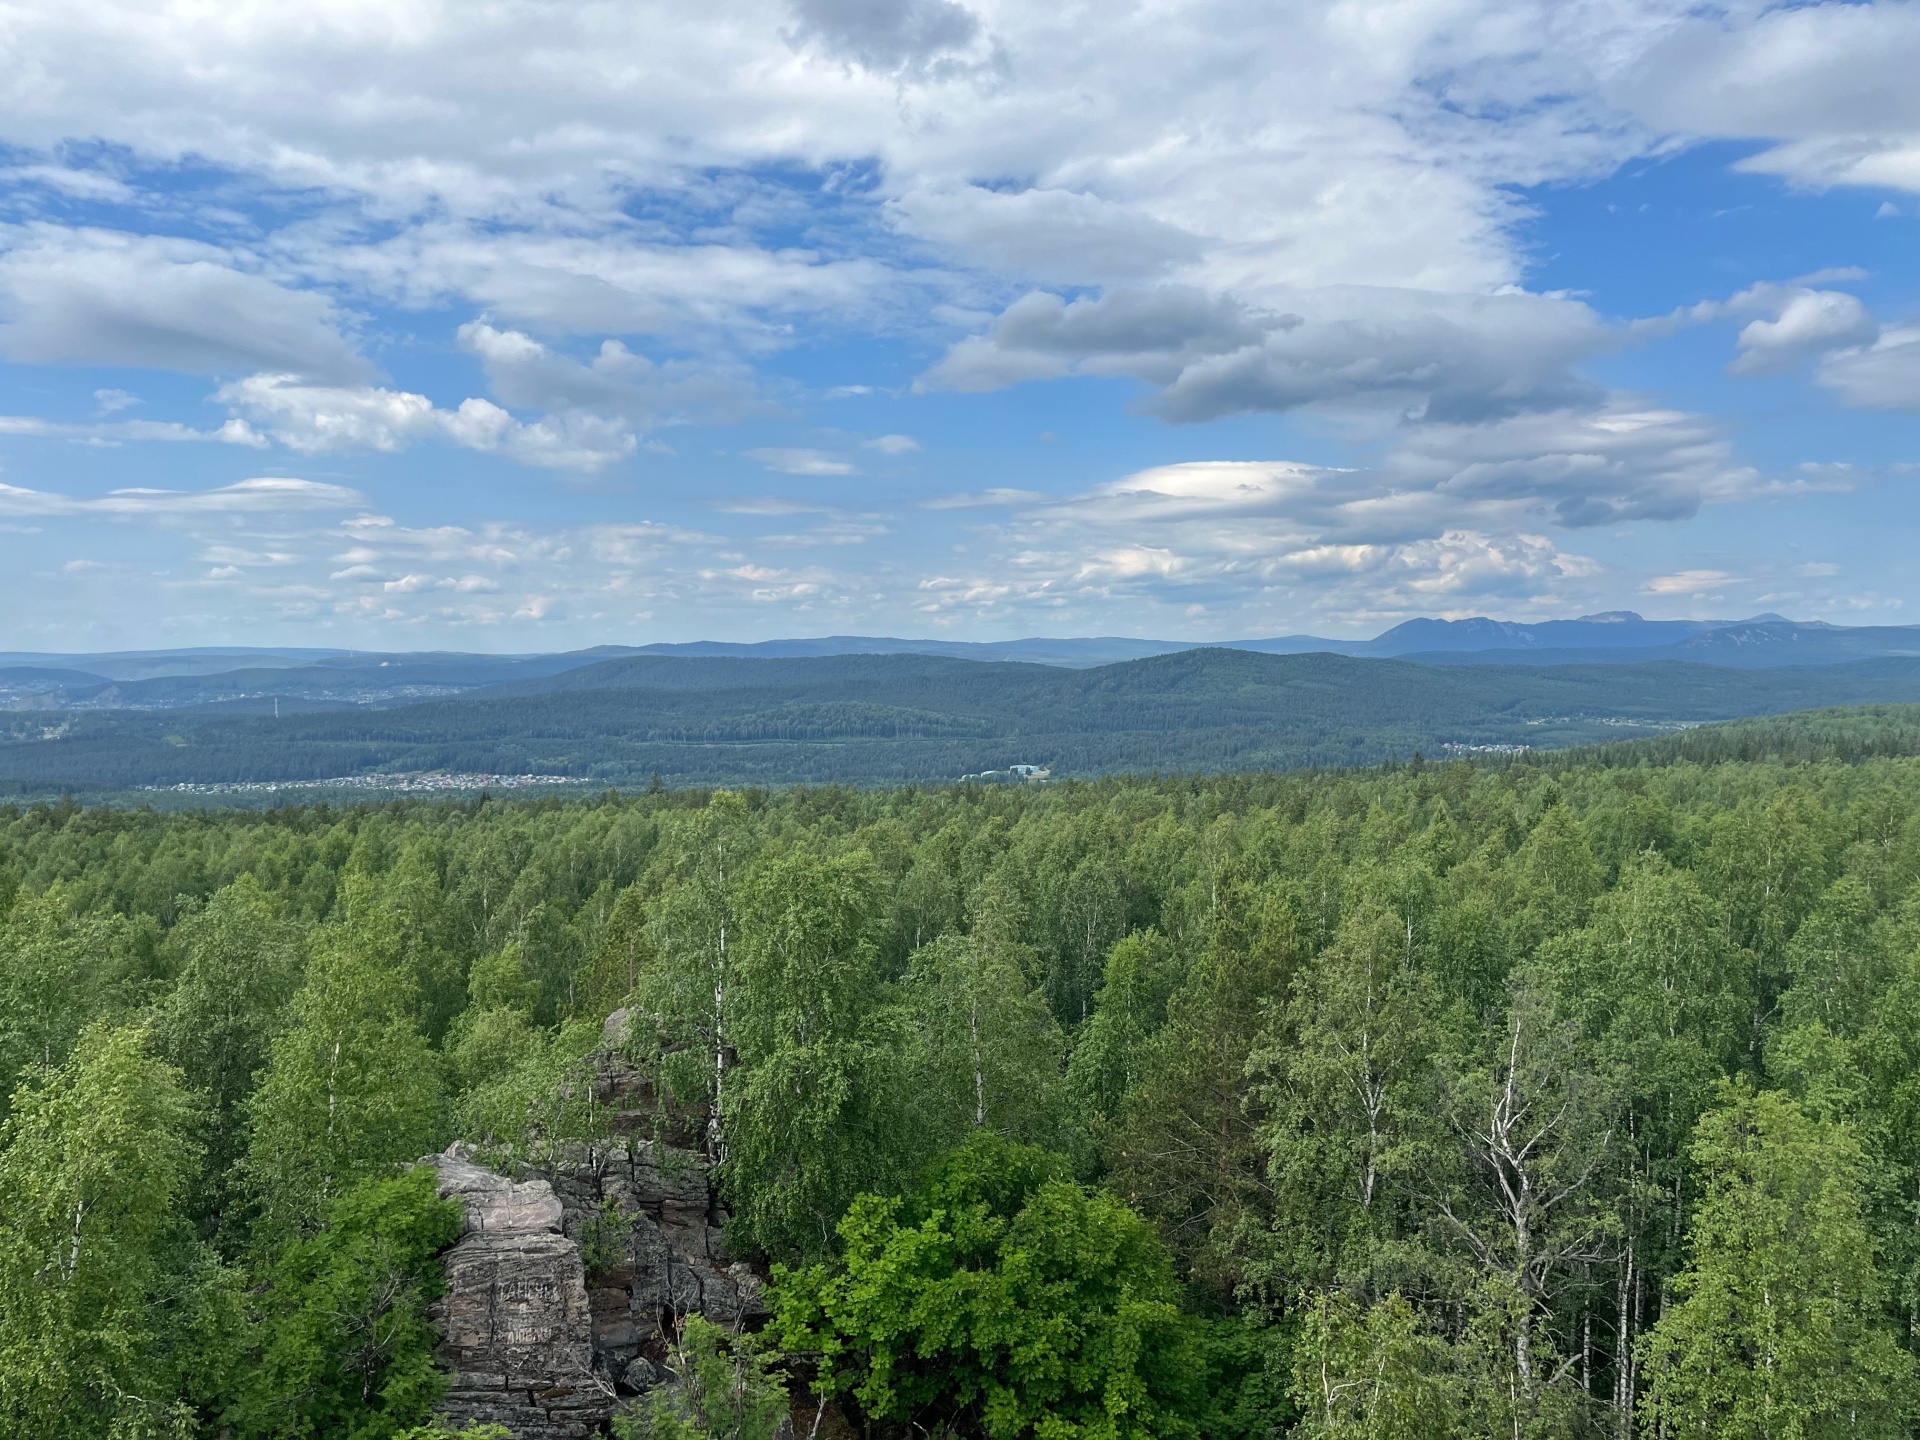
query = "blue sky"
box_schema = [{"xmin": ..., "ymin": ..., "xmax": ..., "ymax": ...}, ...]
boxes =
[{"xmin": 1, "ymin": 0, "xmax": 1918, "ymax": 652}]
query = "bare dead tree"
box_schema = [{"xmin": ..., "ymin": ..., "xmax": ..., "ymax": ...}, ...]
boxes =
[{"xmin": 1425, "ymin": 982, "xmax": 1620, "ymax": 1440}]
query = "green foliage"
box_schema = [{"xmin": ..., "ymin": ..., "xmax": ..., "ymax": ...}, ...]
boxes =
[
  {"xmin": 726, "ymin": 847, "xmax": 912, "ymax": 1257},
  {"xmin": 1639, "ymin": 1087, "xmax": 1920, "ymax": 1439},
  {"xmin": 466, "ymin": 942, "xmax": 539, "ymax": 1014},
  {"xmin": 0, "ymin": 1021, "xmax": 239, "ymax": 1438},
  {"xmin": 1254, "ymin": 903, "xmax": 1440, "ymax": 1293},
  {"xmin": 1066, "ymin": 929, "xmax": 1180, "ymax": 1143},
  {"xmin": 156, "ymin": 874, "xmax": 304, "ymax": 1242},
  {"xmin": 1105, "ymin": 878, "xmax": 1303, "ymax": 1291},
  {"xmin": 19, "ymin": 650, "xmax": 1920, "ymax": 795},
  {"xmin": 0, "ymin": 887, "xmax": 139, "ymax": 1109},
  {"xmin": 449, "ymin": 1012, "xmax": 606, "ymax": 1168},
  {"xmin": 1288, "ymin": 1292, "xmax": 1460, "ymax": 1440},
  {"xmin": 612, "ymin": 1316, "xmax": 787, "ymax": 1440},
  {"xmin": 10, "ymin": 729, "xmax": 1920, "ymax": 1437},
  {"xmin": 243, "ymin": 875, "xmax": 447, "ymax": 1244},
  {"xmin": 773, "ymin": 1132, "xmax": 1207, "ymax": 1440},
  {"xmin": 905, "ymin": 921, "xmax": 1068, "ymax": 1151},
  {"xmin": 1194, "ymin": 1313, "xmax": 1296, "ymax": 1440},
  {"xmin": 236, "ymin": 1166, "xmax": 464, "ymax": 1440},
  {"xmin": 391, "ymin": 1422, "xmax": 510, "ymax": 1440}
]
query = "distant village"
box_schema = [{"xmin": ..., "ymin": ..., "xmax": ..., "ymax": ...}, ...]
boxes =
[{"xmin": 957, "ymin": 763, "xmax": 1051, "ymax": 783}]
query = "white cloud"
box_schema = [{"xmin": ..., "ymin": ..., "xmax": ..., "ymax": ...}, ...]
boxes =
[
  {"xmin": 0, "ymin": 0, "xmax": 1675, "ymax": 361},
  {"xmin": 215, "ymin": 373, "xmax": 637, "ymax": 469},
  {"xmin": 0, "ymin": 413, "xmax": 265, "ymax": 447},
  {"xmin": 1617, "ymin": 2, "xmax": 1920, "ymax": 192},
  {"xmin": 899, "ymin": 395, "xmax": 1763, "ymax": 627},
  {"xmin": 1379, "ymin": 403, "xmax": 1758, "ymax": 529},
  {"xmin": 458, "ymin": 321, "xmax": 769, "ymax": 425},
  {"xmin": 1729, "ymin": 289, "xmax": 1879, "ymax": 377},
  {"xmin": 746, "ymin": 446, "xmax": 857, "ymax": 475},
  {"xmin": 862, "ymin": 433, "xmax": 918, "ymax": 453},
  {"xmin": 0, "ymin": 476, "xmax": 364, "ymax": 517},
  {"xmin": 888, "ymin": 184, "xmax": 1207, "ymax": 286},
  {"xmin": 0, "ymin": 226, "xmax": 369, "ymax": 379},
  {"xmin": 921, "ymin": 284, "xmax": 1608, "ymax": 423},
  {"xmin": 1814, "ymin": 326, "xmax": 1920, "ymax": 411},
  {"xmin": 1668, "ymin": 281, "xmax": 1920, "ymax": 413},
  {"xmin": 326, "ymin": 227, "xmax": 917, "ymax": 345},
  {"xmin": 1643, "ymin": 569, "xmax": 1733, "ymax": 596},
  {"xmin": 0, "ymin": 0, "xmax": 1908, "ymax": 643},
  {"xmin": 922, "ymin": 487, "xmax": 1049, "ymax": 509},
  {"xmin": 786, "ymin": 0, "xmax": 984, "ymax": 73}
]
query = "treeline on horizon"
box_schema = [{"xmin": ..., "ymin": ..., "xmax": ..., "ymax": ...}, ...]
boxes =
[
  {"xmin": 15, "ymin": 649, "xmax": 1920, "ymax": 795},
  {"xmin": 4, "ymin": 711, "xmax": 1920, "ymax": 1437}
]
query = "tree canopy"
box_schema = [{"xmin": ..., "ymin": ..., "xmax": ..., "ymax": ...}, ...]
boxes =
[{"xmin": 3, "ymin": 732, "xmax": 1920, "ymax": 1435}]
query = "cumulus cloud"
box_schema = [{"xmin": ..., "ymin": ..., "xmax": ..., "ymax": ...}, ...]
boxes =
[
  {"xmin": 1730, "ymin": 290, "xmax": 1878, "ymax": 377},
  {"xmin": 0, "ymin": 226, "xmax": 369, "ymax": 380},
  {"xmin": 888, "ymin": 185, "xmax": 1207, "ymax": 285},
  {"xmin": 0, "ymin": 0, "xmax": 1906, "ymax": 640},
  {"xmin": 1666, "ymin": 281, "xmax": 1920, "ymax": 412},
  {"xmin": 901, "ymin": 389, "xmax": 1771, "ymax": 627},
  {"xmin": 0, "ymin": 0, "xmax": 1647, "ymax": 330},
  {"xmin": 458, "ymin": 322, "xmax": 769, "ymax": 425},
  {"xmin": 786, "ymin": 0, "xmax": 983, "ymax": 72},
  {"xmin": 1379, "ymin": 403, "xmax": 1758, "ymax": 529},
  {"xmin": 922, "ymin": 284, "xmax": 1607, "ymax": 423},
  {"xmin": 329, "ymin": 229, "xmax": 915, "ymax": 346},
  {"xmin": 216, "ymin": 374, "xmax": 637, "ymax": 470},
  {"xmin": 1617, "ymin": 2, "xmax": 1920, "ymax": 192},
  {"xmin": 1687, "ymin": 281, "xmax": 1884, "ymax": 378},
  {"xmin": 1815, "ymin": 326, "xmax": 1920, "ymax": 411},
  {"xmin": 922, "ymin": 286, "xmax": 1286, "ymax": 391},
  {"xmin": 913, "ymin": 491, "xmax": 1604, "ymax": 626}
]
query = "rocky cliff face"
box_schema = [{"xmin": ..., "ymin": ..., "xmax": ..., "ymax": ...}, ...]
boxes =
[
  {"xmin": 426, "ymin": 1011, "xmax": 767, "ymax": 1439},
  {"xmin": 428, "ymin": 1153, "xmax": 611, "ymax": 1439}
]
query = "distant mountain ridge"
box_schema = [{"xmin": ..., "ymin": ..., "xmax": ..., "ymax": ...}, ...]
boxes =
[
  {"xmin": 1356, "ymin": 611, "xmax": 1747, "ymax": 654},
  {"xmin": 15, "ymin": 647, "xmax": 1920, "ymax": 798},
  {"xmin": 7, "ymin": 612, "xmax": 1920, "ymax": 715}
]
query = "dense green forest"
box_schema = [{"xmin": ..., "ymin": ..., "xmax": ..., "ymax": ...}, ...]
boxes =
[
  {"xmin": 5, "ymin": 711, "xmax": 1920, "ymax": 1437},
  {"xmin": 14, "ymin": 648, "xmax": 1920, "ymax": 796}
]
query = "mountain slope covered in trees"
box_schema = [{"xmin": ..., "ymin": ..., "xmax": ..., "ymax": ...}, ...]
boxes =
[
  {"xmin": 14, "ymin": 649, "xmax": 1920, "ymax": 795},
  {"xmin": 4, "ymin": 709, "xmax": 1920, "ymax": 1435}
]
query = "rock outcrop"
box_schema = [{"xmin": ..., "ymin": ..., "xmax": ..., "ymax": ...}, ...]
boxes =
[
  {"xmin": 427, "ymin": 1152, "xmax": 615, "ymax": 1439},
  {"xmin": 426, "ymin": 1010, "xmax": 768, "ymax": 1437}
]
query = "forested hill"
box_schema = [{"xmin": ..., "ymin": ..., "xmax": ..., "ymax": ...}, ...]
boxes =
[
  {"xmin": 5, "ymin": 742, "xmax": 1920, "ymax": 1437},
  {"xmin": 13, "ymin": 647, "xmax": 1920, "ymax": 796}
]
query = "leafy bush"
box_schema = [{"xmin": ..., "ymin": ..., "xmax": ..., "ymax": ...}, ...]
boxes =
[{"xmin": 773, "ymin": 1132, "xmax": 1206, "ymax": 1440}]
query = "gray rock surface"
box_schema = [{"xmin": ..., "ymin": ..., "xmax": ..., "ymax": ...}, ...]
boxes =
[
  {"xmin": 545, "ymin": 1137, "xmax": 767, "ymax": 1389},
  {"xmin": 426, "ymin": 1150, "xmax": 616, "ymax": 1439},
  {"xmin": 425, "ymin": 1037, "xmax": 770, "ymax": 1436}
]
